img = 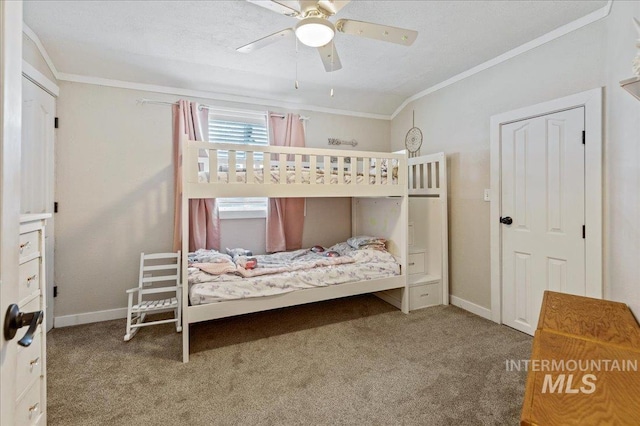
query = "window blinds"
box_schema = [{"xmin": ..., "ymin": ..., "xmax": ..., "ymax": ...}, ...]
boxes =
[{"xmin": 208, "ymin": 116, "xmax": 269, "ymax": 215}]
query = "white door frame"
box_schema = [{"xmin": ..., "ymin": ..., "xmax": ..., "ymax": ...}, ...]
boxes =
[
  {"xmin": 1, "ymin": 1, "xmax": 25, "ymax": 423},
  {"xmin": 489, "ymin": 87, "xmax": 603, "ymax": 324}
]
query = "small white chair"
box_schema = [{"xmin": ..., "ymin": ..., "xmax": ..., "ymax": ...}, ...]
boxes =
[{"xmin": 124, "ymin": 252, "xmax": 182, "ymax": 341}]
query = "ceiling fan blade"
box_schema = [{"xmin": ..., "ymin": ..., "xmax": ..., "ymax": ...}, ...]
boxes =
[
  {"xmin": 336, "ymin": 19, "xmax": 418, "ymax": 46},
  {"xmin": 237, "ymin": 28, "xmax": 294, "ymax": 53},
  {"xmin": 317, "ymin": 41, "xmax": 342, "ymax": 72},
  {"xmin": 317, "ymin": 0, "xmax": 350, "ymax": 15},
  {"xmin": 246, "ymin": 0, "xmax": 300, "ymax": 17}
]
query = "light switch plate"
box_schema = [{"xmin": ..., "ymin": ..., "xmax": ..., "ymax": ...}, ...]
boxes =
[{"xmin": 484, "ymin": 189, "xmax": 491, "ymax": 202}]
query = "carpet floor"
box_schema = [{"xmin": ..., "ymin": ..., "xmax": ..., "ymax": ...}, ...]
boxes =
[{"xmin": 47, "ymin": 295, "xmax": 532, "ymax": 426}]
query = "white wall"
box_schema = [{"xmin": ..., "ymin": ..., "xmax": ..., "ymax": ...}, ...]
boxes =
[
  {"xmin": 391, "ymin": 1, "xmax": 640, "ymax": 316},
  {"xmin": 603, "ymin": 2, "xmax": 640, "ymax": 319},
  {"xmin": 54, "ymin": 82, "xmax": 390, "ymax": 318}
]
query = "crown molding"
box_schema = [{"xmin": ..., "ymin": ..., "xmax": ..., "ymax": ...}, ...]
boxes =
[
  {"xmin": 22, "ymin": 22, "xmax": 59, "ymax": 80},
  {"xmin": 390, "ymin": 0, "xmax": 613, "ymax": 119},
  {"xmin": 22, "ymin": 1, "xmax": 614, "ymax": 122},
  {"xmin": 23, "ymin": 21, "xmax": 389, "ymax": 120},
  {"xmin": 22, "ymin": 60, "xmax": 59, "ymax": 97},
  {"xmin": 56, "ymin": 72, "xmax": 391, "ymax": 120}
]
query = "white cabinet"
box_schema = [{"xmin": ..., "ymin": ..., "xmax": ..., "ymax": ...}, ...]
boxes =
[
  {"xmin": 407, "ymin": 251, "xmax": 426, "ymax": 275},
  {"xmin": 406, "ymin": 247, "xmax": 442, "ymax": 310},
  {"xmin": 377, "ymin": 203, "xmax": 449, "ymax": 312},
  {"xmin": 377, "ymin": 246, "xmax": 443, "ymax": 311},
  {"xmin": 15, "ymin": 214, "xmax": 49, "ymax": 425},
  {"xmin": 409, "ymin": 282, "xmax": 441, "ymax": 310}
]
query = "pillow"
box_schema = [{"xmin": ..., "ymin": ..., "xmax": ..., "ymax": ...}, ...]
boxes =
[
  {"xmin": 328, "ymin": 242, "xmax": 354, "ymax": 255},
  {"xmin": 347, "ymin": 236, "xmax": 387, "ymax": 250},
  {"xmin": 369, "ymin": 158, "xmax": 399, "ymax": 178},
  {"xmin": 218, "ymin": 165, "xmax": 247, "ymax": 172},
  {"xmin": 358, "ymin": 242, "xmax": 387, "ymax": 250}
]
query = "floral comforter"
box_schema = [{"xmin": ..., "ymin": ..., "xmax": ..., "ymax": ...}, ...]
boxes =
[{"xmin": 188, "ymin": 243, "xmax": 400, "ymax": 305}]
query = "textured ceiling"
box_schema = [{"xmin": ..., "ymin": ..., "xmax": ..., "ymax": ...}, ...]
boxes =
[{"xmin": 23, "ymin": 0, "xmax": 607, "ymax": 116}]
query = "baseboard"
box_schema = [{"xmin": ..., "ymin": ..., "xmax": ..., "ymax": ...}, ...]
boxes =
[
  {"xmin": 449, "ymin": 295, "xmax": 492, "ymax": 320},
  {"xmin": 53, "ymin": 296, "xmax": 491, "ymax": 327},
  {"xmin": 54, "ymin": 307, "xmax": 127, "ymax": 328}
]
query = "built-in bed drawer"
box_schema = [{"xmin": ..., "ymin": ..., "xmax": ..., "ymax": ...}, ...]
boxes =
[
  {"xmin": 409, "ymin": 282, "xmax": 441, "ymax": 310},
  {"xmin": 18, "ymin": 259, "xmax": 40, "ymax": 304},
  {"xmin": 19, "ymin": 231, "xmax": 39, "ymax": 262}
]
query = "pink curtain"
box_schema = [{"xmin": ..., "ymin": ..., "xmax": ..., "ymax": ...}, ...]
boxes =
[
  {"xmin": 172, "ymin": 100, "xmax": 220, "ymax": 252},
  {"xmin": 266, "ymin": 113, "xmax": 305, "ymax": 252}
]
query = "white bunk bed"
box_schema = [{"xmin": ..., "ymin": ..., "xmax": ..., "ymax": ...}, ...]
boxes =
[
  {"xmin": 180, "ymin": 140, "xmax": 410, "ymax": 363},
  {"xmin": 182, "ymin": 140, "xmax": 409, "ymax": 362}
]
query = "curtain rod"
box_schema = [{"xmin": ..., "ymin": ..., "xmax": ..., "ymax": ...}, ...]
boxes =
[{"xmin": 136, "ymin": 98, "xmax": 309, "ymax": 120}]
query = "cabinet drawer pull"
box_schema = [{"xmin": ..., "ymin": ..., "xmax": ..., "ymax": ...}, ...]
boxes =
[
  {"xmin": 28, "ymin": 402, "xmax": 39, "ymax": 414},
  {"xmin": 408, "ymin": 262, "xmax": 415, "ymax": 266},
  {"xmin": 26, "ymin": 274, "xmax": 37, "ymax": 283},
  {"xmin": 19, "ymin": 241, "xmax": 31, "ymax": 252},
  {"xmin": 419, "ymin": 293, "xmax": 430, "ymax": 298},
  {"xmin": 30, "ymin": 357, "xmax": 40, "ymax": 368}
]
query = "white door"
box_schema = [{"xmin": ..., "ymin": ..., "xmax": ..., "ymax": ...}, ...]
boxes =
[
  {"xmin": 1, "ymin": 1, "xmax": 24, "ymax": 423},
  {"xmin": 501, "ymin": 107, "xmax": 585, "ymax": 335},
  {"xmin": 22, "ymin": 76, "xmax": 55, "ymax": 331}
]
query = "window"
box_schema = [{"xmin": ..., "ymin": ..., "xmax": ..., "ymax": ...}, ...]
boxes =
[{"xmin": 207, "ymin": 113, "xmax": 268, "ymax": 219}]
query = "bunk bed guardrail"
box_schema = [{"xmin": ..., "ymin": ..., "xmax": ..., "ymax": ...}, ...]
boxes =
[
  {"xmin": 407, "ymin": 152, "xmax": 446, "ymax": 196},
  {"xmin": 185, "ymin": 140, "xmax": 407, "ymax": 198}
]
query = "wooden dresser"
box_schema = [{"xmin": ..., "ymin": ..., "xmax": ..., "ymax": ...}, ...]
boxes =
[
  {"xmin": 15, "ymin": 214, "xmax": 50, "ymax": 425},
  {"xmin": 521, "ymin": 291, "xmax": 640, "ymax": 425}
]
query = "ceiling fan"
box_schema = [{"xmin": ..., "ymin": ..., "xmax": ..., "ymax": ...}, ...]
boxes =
[{"xmin": 237, "ymin": 0, "xmax": 418, "ymax": 72}]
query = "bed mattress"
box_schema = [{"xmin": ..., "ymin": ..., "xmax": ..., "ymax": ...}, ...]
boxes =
[
  {"xmin": 198, "ymin": 169, "xmax": 397, "ymax": 185},
  {"xmin": 188, "ymin": 244, "xmax": 400, "ymax": 305}
]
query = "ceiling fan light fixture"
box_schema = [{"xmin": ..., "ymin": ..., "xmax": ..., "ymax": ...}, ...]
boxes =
[{"xmin": 295, "ymin": 17, "xmax": 335, "ymax": 47}]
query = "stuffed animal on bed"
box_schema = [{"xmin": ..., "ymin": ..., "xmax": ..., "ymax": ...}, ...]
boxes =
[
  {"xmin": 311, "ymin": 246, "xmax": 340, "ymax": 257},
  {"xmin": 243, "ymin": 257, "xmax": 258, "ymax": 269}
]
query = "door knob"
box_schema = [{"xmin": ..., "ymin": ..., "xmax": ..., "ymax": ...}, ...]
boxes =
[
  {"xmin": 500, "ymin": 216, "xmax": 513, "ymax": 225},
  {"xmin": 4, "ymin": 304, "xmax": 43, "ymax": 347}
]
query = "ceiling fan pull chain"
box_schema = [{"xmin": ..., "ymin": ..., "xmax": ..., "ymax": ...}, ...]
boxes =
[
  {"xmin": 330, "ymin": 41, "xmax": 335, "ymax": 97},
  {"xmin": 295, "ymin": 36, "xmax": 300, "ymax": 89}
]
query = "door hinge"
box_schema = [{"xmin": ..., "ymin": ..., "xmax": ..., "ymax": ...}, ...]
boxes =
[
  {"xmin": 582, "ymin": 130, "xmax": 585, "ymax": 145},
  {"xmin": 54, "ymin": 202, "xmax": 58, "ymax": 213},
  {"xmin": 54, "ymin": 117, "xmax": 59, "ymax": 129},
  {"xmin": 53, "ymin": 286, "xmax": 58, "ymax": 298},
  {"xmin": 583, "ymin": 225, "xmax": 586, "ymax": 239}
]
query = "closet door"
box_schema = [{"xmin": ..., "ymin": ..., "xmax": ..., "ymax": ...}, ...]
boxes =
[
  {"xmin": 500, "ymin": 107, "xmax": 585, "ymax": 336},
  {"xmin": 22, "ymin": 76, "xmax": 56, "ymax": 331}
]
